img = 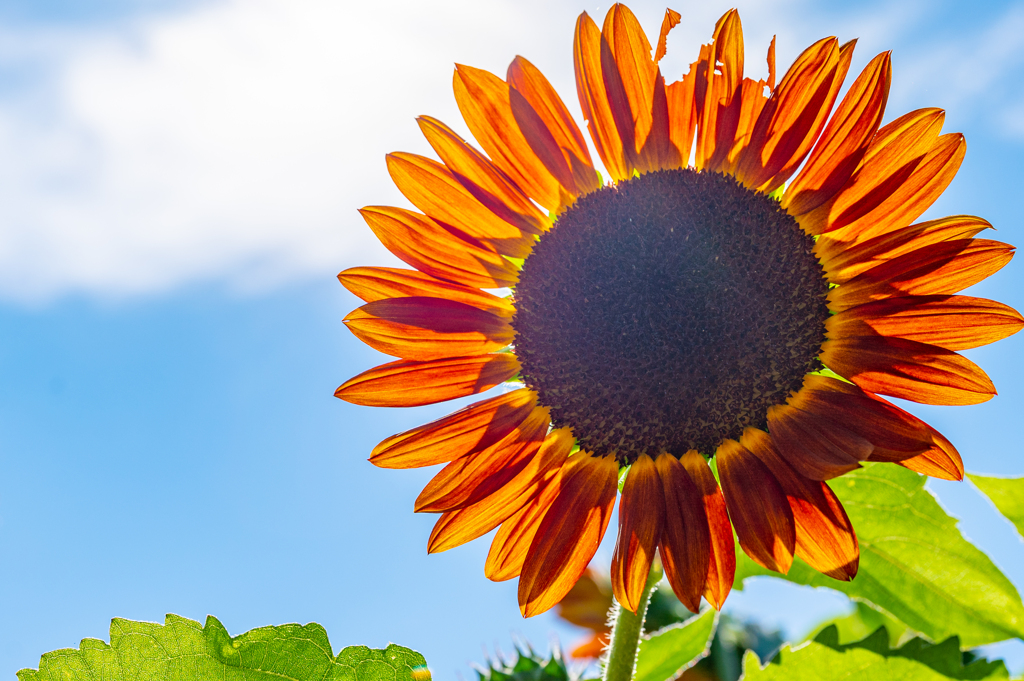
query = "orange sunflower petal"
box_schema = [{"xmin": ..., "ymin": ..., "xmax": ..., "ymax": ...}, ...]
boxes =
[
  {"xmin": 338, "ymin": 267, "xmax": 515, "ymax": 318},
  {"xmin": 358, "ymin": 206, "xmax": 519, "ymax": 289},
  {"xmin": 602, "ymin": 5, "xmax": 678, "ymax": 171},
  {"xmin": 766, "ymin": 403, "xmax": 872, "ymax": 481},
  {"xmin": 789, "ymin": 375, "xmax": 933, "ymax": 458},
  {"xmin": 828, "ymin": 238, "xmax": 1015, "ymax": 312},
  {"xmin": 828, "ymin": 295, "xmax": 1024, "ymax": 352},
  {"xmin": 344, "ymin": 297, "xmax": 514, "ymax": 361},
  {"xmin": 798, "ymin": 107, "xmax": 945, "ymax": 235},
  {"xmin": 783, "ymin": 51, "xmax": 890, "ymax": 215},
  {"xmin": 716, "ymin": 439, "xmax": 795, "ymax": 574},
  {"xmin": 417, "ymin": 116, "xmax": 550, "ymax": 236},
  {"xmin": 574, "ymin": 11, "xmax": 633, "ymax": 180},
  {"xmin": 736, "ymin": 37, "xmax": 849, "ymax": 192},
  {"xmin": 896, "ymin": 430, "xmax": 965, "ymax": 481},
  {"xmin": 680, "ymin": 450, "xmax": 734, "ymax": 609},
  {"xmin": 519, "ymin": 454, "xmax": 619, "ymax": 617},
  {"xmin": 817, "ymin": 215, "xmax": 992, "ymax": 284},
  {"xmin": 386, "ymin": 152, "xmax": 537, "ymax": 256},
  {"xmin": 485, "ymin": 466, "xmax": 566, "ymax": 582},
  {"xmin": 507, "ymin": 56, "xmax": 601, "ymax": 199},
  {"xmin": 665, "ymin": 45, "xmax": 706, "ymax": 166},
  {"xmin": 453, "ymin": 63, "xmax": 565, "ymax": 211},
  {"xmin": 415, "ymin": 406, "xmax": 551, "ymax": 512},
  {"xmin": 721, "ymin": 43, "xmax": 775, "ymax": 175},
  {"xmin": 822, "ymin": 335, "xmax": 996, "ymax": 406},
  {"xmin": 335, "ymin": 353, "xmax": 520, "ymax": 407},
  {"xmin": 654, "ymin": 8, "xmax": 681, "ymax": 63},
  {"xmin": 612, "ymin": 454, "xmax": 665, "ymax": 613},
  {"xmin": 426, "ymin": 427, "xmax": 574, "ymax": 553},
  {"xmin": 742, "ymin": 428, "xmax": 858, "ymax": 581},
  {"xmin": 695, "ymin": 10, "xmax": 744, "ymax": 172},
  {"xmin": 656, "ymin": 452, "xmax": 711, "ymax": 614},
  {"xmin": 369, "ymin": 388, "xmax": 538, "ymax": 469}
]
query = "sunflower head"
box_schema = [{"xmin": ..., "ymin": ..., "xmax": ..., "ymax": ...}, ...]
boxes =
[{"xmin": 337, "ymin": 3, "xmax": 1022, "ymax": 619}]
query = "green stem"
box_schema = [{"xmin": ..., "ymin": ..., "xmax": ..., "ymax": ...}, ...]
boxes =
[{"xmin": 602, "ymin": 561, "xmax": 663, "ymax": 681}]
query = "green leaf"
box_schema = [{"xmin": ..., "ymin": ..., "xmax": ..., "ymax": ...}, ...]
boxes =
[
  {"xmin": 969, "ymin": 474, "xmax": 1024, "ymax": 540},
  {"xmin": 734, "ymin": 464, "xmax": 1024, "ymax": 647},
  {"xmin": 741, "ymin": 625, "xmax": 1009, "ymax": 680},
  {"xmin": 805, "ymin": 601, "xmax": 909, "ymax": 649},
  {"xmin": 634, "ymin": 608, "xmax": 717, "ymax": 681},
  {"xmin": 17, "ymin": 614, "xmax": 430, "ymax": 681}
]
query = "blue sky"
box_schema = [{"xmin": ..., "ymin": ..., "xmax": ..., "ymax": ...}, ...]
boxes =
[{"xmin": 2, "ymin": 0, "xmax": 1024, "ymax": 678}]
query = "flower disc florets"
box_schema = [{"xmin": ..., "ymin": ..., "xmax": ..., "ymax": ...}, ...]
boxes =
[{"xmin": 513, "ymin": 168, "xmax": 830, "ymax": 462}]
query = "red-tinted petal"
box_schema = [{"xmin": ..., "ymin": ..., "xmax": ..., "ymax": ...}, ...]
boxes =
[
  {"xmin": 716, "ymin": 439, "xmax": 795, "ymax": 574},
  {"xmin": 335, "ymin": 353, "xmax": 520, "ymax": 407},
  {"xmin": 358, "ymin": 206, "xmax": 519, "ymax": 289},
  {"xmin": 695, "ymin": 10, "xmax": 744, "ymax": 172},
  {"xmin": 783, "ymin": 51, "xmax": 890, "ymax": 215},
  {"xmin": 507, "ymin": 56, "xmax": 601, "ymax": 200},
  {"xmin": 415, "ymin": 406, "xmax": 551, "ymax": 512},
  {"xmin": 453, "ymin": 63, "xmax": 565, "ymax": 211},
  {"xmin": 736, "ymin": 37, "xmax": 848, "ymax": 192},
  {"xmin": 338, "ymin": 267, "xmax": 515, "ymax": 318},
  {"xmin": 369, "ymin": 388, "xmax": 537, "ymax": 469},
  {"xmin": 612, "ymin": 454, "xmax": 665, "ymax": 613},
  {"xmin": 344, "ymin": 297, "xmax": 514, "ymax": 361},
  {"xmin": 426, "ymin": 427, "xmax": 573, "ymax": 553},
  {"xmin": 828, "ymin": 295, "xmax": 1024, "ymax": 351},
  {"xmin": 742, "ymin": 428, "xmax": 858, "ymax": 581},
  {"xmin": 829, "ymin": 238, "xmax": 1015, "ymax": 312},
  {"xmin": 822, "ymin": 335, "xmax": 996, "ymax": 406},
  {"xmin": 387, "ymin": 152, "xmax": 536, "ymax": 256},
  {"xmin": 767, "ymin": 403, "xmax": 872, "ymax": 481},
  {"xmin": 485, "ymin": 467, "xmax": 565, "ymax": 582},
  {"xmin": 680, "ymin": 450, "xmax": 734, "ymax": 609},
  {"xmin": 656, "ymin": 452, "xmax": 711, "ymax": 614},
  {"xmin": 574, "ymin": 11, "xmax": 633, "ymax": 180},
  {"xmin": 817, "ymin": 215, "xmax": 992, "ymax": 285},
  {"xmin": 519, "ymin": 454, "xmax": 619, "ymax": 617}
]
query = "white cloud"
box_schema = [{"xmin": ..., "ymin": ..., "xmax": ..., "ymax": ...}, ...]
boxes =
[{"xmin": 0, "ymin": 0, "xmax": 1019, "ymax": 303}]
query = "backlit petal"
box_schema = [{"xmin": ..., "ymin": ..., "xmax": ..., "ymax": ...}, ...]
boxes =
[
  {"xmin": 519, "ymin": 454, "xmax": 619, "ymax": 617},
  {"xmin": 783, "ymin": 51, "xmax": 890, "ymax": 215},
  {"xmin": 338, "ymin": 267, "xmax": 515, "ymax": 318},
  {"xmin": 358, "ymin": 206, "xmax": 519, "ymax": 289},
  {"xmin": 486, "ymin": 468, "xmax": 565, "ymax": 581},
  {"xmin": 766, "ymin": 403, "xmax": 872, "ymax": 480},
  {"xmin": 507, "ymin": 56, "xmax": 601, "ymax": 199},
  {"xmin": 798, "ymin": 108, "xmax": 945, "ymax": 235},
  {"xmin": 387, "ymin": 152, "xmax": 536, "ymax": 256},
  {"xmin": 344, "ymin": 297, "xmax": 514, "ymax": 361},
  {"xmin": 335, "ymin": 353, "xmax": 520, "ymax": 407},
  {"xmin": 415, "ymin": 406, "xmax": 551, "ymax": 512},
  {"xmin": 612, "ymin": 454, "xmax": 665, "ymax": 613},
  {"xmin": 574, "ymin": 11, "xmax": 633, "ymax": 180},
  {"xmin": 680, "ymin": 450, "xmax": 734, "ymax": 609},
  {"xmin": 736, "ymin": 37, "xmax": 848, "ymax": 192},
  {"xmin": 742, "ymin": 428, "xmax": 858, "ymax": 581},
  {"xmin": 454, "ymin": 63, "xmax": 565, "ymax": 211},
  {"xmin": 817, "ymin": 215, "xmax": 992, "ymax": 284},
  {"xmin": 418, "ymin": 116, "xmax": 550, "ymax": 235},
  {"xmin": 716, "ymin": 439, "xmax": 795, "ymax": 574},
  {"xmin": 828, "ymin": 295, "xmax": 1024, "ymax": 351},
  {"xmin": 426, "ymin": 427, "xmax": 573, "ymax": 553},
  {"xmin": 369, "ymin": 388, "xmax": 537, "ymax": 469},
  {"xmin": 695, "ymin": 10, "xmax": 744, "ymax": 171},
  {"xmin": 828, "ymin": 238, "xmax": 1015, "ymax": 312},
  {"xmin": 656, "ymin": 452, "xmax": 711, "ymax": 614},
  {"xmin": 822, "ymin": 335, "xmax": 996, "ymax": 406}
]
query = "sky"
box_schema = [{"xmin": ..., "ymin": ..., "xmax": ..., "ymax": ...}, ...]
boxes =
[{"xmin": 1, "ymin": 0, "xmax": 1024, "ymax": 677}]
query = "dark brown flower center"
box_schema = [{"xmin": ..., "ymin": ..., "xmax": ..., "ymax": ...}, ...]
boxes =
[{"xmin": 512, "ymin": 168, "xmax": 830, "ymax": 462}]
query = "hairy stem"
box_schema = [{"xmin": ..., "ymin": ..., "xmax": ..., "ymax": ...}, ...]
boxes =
[{"xmin": 602, "ymin": 561, "xmax": 663, "ymax": 681}]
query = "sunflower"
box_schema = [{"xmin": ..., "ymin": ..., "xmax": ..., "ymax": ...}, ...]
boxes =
[{"xmin": 336, "ymin": 5, "xmax": 1022, "ymax": 618}]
